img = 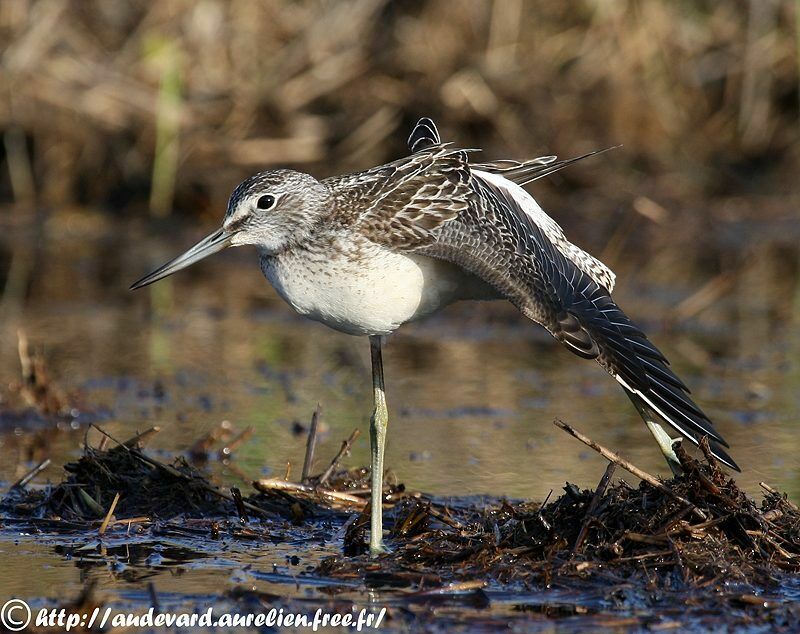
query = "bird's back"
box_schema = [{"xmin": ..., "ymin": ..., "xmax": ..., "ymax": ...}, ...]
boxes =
[{"xmin": 325, "ymin": 142, "xmax": 615, "ymax": 293}]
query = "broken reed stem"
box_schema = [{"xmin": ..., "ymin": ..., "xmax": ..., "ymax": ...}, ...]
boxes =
[
  {"xmin": 301, "ymin": 404, "xmax": 322, "ymax": 482},
  {"xmin": 230, "ymin": 486, "xmax": 249, "ymax": 523},
  {"xmin": 221, "ymin": 426, "xmax": 254, "ymax": 457},
  {"xmin": 253, "ymin": 478, "xmax": 366, "ymax": 508},
  {"xmin": 572, "ymin": 462, "xmax": 616, "ymax": 553},
  {"xmin": 12, "ymin": 458, "xmax": 51, "ymax": 489},
  {"xmin": 319, "ymin": 428, "xmax": 360, "ymax": 485},
  {"xmin": 188, "ymin": 421, "xmax": 231, "ymax": 458},
  {"xmin": 410, "ymin": 580, "xmax": 488, "ymax": 596},
  {"xmin": 553, "ymin": 420, "xmax": 707, "ymax": 522},
  {"xmin": 99, "ymin": 492, "xmax": 120, "ymax": 535},
  {"xmin": 17, "ymin": 328, "xmax": 33, "ymax": 386},
  {"xmin": 122, "ymin": 426, "xmax": 162, "ymax": 449}
]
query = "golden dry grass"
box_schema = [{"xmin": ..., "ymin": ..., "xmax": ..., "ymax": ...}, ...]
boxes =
[{"xmin": 0, "ymin": 0, "xmax": 797, "ymax": 218}]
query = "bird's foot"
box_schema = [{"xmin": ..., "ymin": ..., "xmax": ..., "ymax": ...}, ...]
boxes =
[
  {"xmin": 369, "ymin": 540, "xmax": 392, "ymax": 557},
  {"xmin": 666, "ymin": 437, "xmax": 684, "ymax": 476}
]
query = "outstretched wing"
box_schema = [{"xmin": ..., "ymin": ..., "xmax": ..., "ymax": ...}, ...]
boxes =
[
  {"xmin": 345, "ymin": 117, "xmax": 736, "ymax": 468},
  {"xmin": 406, "ymin": 117, "xmax": 617, "ymax": 187},
  {"xmin": 418, "ymin": 169, "xmax": 737, "ymax": 469},
  {"xmin": 345, "ymin": 118, "xmax": 610, "ymax": 255},
  {"xmin": 473, "ymin": 147, "xmax": 618, "ymax": 187}
]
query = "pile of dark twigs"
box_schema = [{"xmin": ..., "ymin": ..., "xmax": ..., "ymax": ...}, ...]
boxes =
[{"xmin": 2, "ymin": 414, "xmax": 798, "ymax": 605}]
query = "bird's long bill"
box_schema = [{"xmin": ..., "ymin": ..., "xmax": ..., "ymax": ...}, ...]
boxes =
[{"xmin": 129, "ymin": 228, "xmax": 232, "ymax": 290}]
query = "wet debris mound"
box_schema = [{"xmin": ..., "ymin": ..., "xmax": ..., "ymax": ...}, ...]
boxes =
[
  {"xmin": 1, "ymin": 413, "xmax": 798, "ymax": 624},
  {"xmin": 322, "ymin": 423, "xmax": 800, "ymax": 599},
  {"xmin": 386, "ymin": 454, "xmax": 799, "ymax": 585},
  {"xmin": 0, "ymin": 421, "xmax": 395, "ymax": 528},
  {"xmin": 1, "ymin": 429, "xmax": 235, "ymax": 522},
  {"xmin": 59, "ymin": 448, "xmax": 232, "ymax": 521}
]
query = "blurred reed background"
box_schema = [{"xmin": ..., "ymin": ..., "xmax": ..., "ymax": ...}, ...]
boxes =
[
  {"xmin": 0, "ymin": 1, "xmax": 796, "ymax": 211},
  {"xmin": 0, "ymin": 1, "xmax": 798, "ymax": 495},
  {"xmin": 1, "ymin": 0, "xmax": 798, "ymax": 340}
]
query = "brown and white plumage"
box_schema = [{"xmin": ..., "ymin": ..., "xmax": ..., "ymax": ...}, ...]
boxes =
[
  {"xmin": 322, "ymin": 118, "xmax": 736, "ymax": 469},
  {"xmin": 131, "ymin": 117, "xmax": 739, "ymax": 556}
]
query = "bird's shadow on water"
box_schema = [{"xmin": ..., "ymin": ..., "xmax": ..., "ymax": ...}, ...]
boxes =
[{"xmin": 1, "ymin": 420, "xmax": 799, "ymax": 632}]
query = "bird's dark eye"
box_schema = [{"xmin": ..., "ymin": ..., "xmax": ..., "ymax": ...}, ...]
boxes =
[{"xmin": 256, "ymin": 194, "xmax": 276, "ymax": 210}]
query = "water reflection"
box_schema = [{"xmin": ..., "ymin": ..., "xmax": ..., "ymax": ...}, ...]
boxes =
[{"xmin": 0, "ymin": 215, "xmax": 798, "ymax": 505}]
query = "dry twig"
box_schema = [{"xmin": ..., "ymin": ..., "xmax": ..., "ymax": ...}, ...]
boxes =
[
  {"xmin": 553, "ymin": 420, "xmax": 707, "ymax": 521},
  {"xmin": 572, "ymin": 462, "xmax": 616, "ymax": 553},
  {"xmin": 318, "ymin": 428, "xmax": 360, "ymax": 485},
  {"xmin": 301, "ymin": 404, "xmax": 322, "ymax": 482}
]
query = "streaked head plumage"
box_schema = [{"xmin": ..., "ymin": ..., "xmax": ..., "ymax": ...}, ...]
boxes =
[{"xmin": 224, "ymin": 169, "xmax": 330, "ymax": 253}]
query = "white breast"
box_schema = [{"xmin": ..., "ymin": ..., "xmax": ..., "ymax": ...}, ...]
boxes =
[{"xmin": 260, "ymin": 240, "xmax": 482, "ymax": 336}]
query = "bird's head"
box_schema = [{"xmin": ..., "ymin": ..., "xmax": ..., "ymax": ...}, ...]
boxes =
[
  {"xmin": 130, "ymin": 169, "xmax": 330, "ymax": 290},
  {"xmin": 224, "ymin": 169, "xmax": 330, "ymax": 253}
]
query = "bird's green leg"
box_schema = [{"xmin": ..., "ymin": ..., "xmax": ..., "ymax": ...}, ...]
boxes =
[
  {"xmin": 645, "ymin": 420, "xmax": 683, "ymax": 476},
  {"xmin": 632, "ymin": 399, "xmax": 683, "ymax": 476},
  {"xmin": 368, "ymin": 335, "xmax": 389, "ymax": 556}
]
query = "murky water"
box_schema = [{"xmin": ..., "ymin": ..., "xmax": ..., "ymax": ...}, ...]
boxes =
[{"xmin": 1, "ymin": 210, "xmax": 799, "ymax": 626}]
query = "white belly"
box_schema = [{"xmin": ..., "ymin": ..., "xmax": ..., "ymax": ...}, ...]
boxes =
[{"xmin": 260, "ymin": 242, "xmax": 489, "ymax": 336}]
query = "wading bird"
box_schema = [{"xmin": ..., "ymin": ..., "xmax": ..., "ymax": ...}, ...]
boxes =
[{"xmin": 132, "ymin": 118, "xmax": 738, "ymax": 555}]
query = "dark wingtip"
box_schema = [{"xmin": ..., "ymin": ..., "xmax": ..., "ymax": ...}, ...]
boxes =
[
  {"xmin": 488, "ymin": 144, "xmax": 623, "ymax": 186},
  {"xmin": 709, "ymin": 440, "xmax": 740, "ymax": 471}
]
